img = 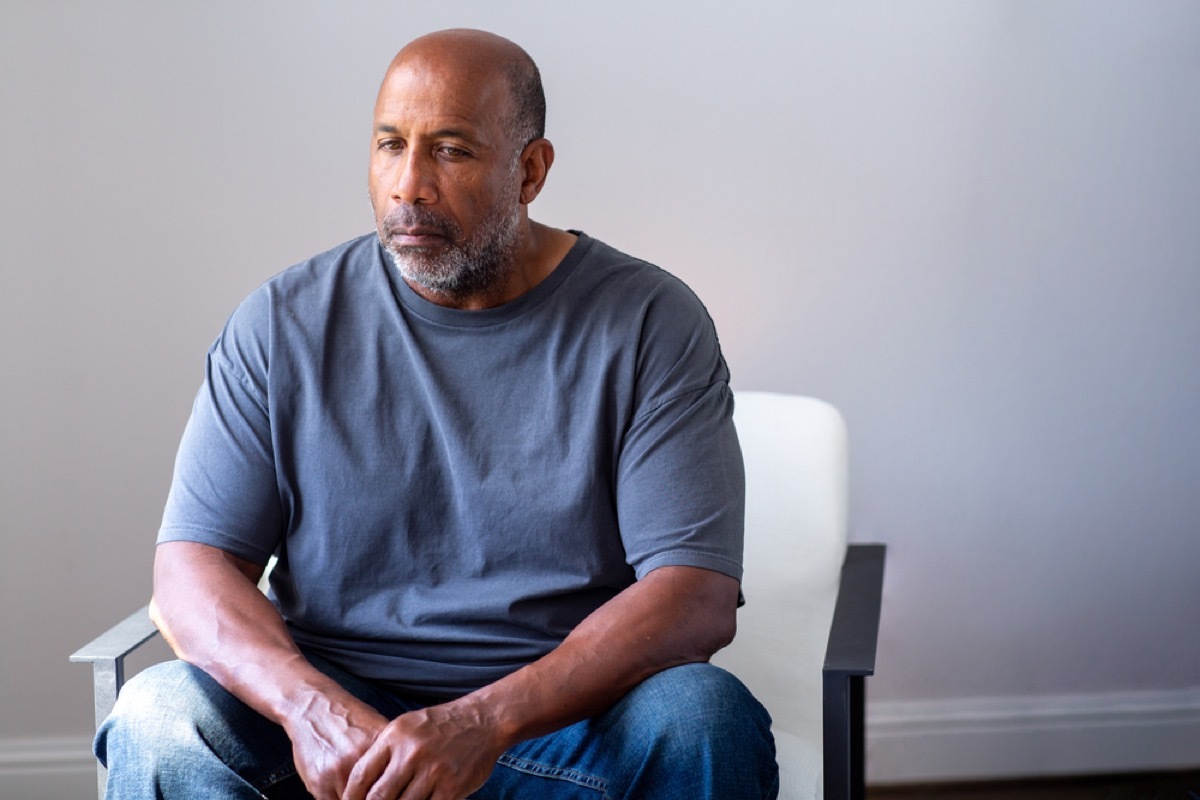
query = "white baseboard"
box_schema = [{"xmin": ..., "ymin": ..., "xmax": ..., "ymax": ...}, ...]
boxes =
[
  {"xmin": 867, "ymin": 687, "xmax": 1200, "ymax": 785},
  {"xmin": 0, "ymin": 737, "xmax": 96, "ymax": 800}
]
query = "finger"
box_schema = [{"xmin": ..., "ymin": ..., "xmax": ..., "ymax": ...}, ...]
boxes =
[
  {"xmin": 365, "ymin": 755, "xmax": 425, "ymax": 800},
  {"xmin": 391, "ymin": 772, "xmax": 434, "ymax": 800},
  {"xmin": 342, "ymin": 743, "xmax": 392, "ymax": 800},
  {"xmin": 294, "ymin": 754, "xmax": 351, "ymax": 800}
]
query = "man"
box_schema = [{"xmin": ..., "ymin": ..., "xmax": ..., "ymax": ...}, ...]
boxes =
[{"xmin": 98, "ymin": 28, "xmax": 778, "ymax": 800}]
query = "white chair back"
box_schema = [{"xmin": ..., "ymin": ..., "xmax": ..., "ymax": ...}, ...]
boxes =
[{"xmin": 713, "ymin": 391, "xmax": 849, "ymax": 800}]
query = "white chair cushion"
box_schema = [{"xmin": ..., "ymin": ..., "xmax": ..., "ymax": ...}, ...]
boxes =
[
  {"xmin": 774, "ymin": 728, "xmax": 823, "ymax": 800},
  {"xmin": 712, "ymin": 392, "xmax": 849, "ymax": 800}
]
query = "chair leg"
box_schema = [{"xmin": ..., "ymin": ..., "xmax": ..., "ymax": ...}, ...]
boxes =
[
  {"xmin": 824, "ymin": 671, "xmax": 849, "ymax": 800},
  {"xmin": 822, "ymin": 544, "xmax": 885, "ymax": 800},
  {"xmin": 850, "ymin": 675, "xmax": 865, "ymax": 800},
  {"xmin": 71, "ymin": 605, "xmax": 160, "ymax": 800},
  {"xmin": 823, "ymin": 672, "xmax": 867, "ymax": 800},
  {"xmin": 87, "ymin": 657, "xmax": 124, "ymax": 800}
]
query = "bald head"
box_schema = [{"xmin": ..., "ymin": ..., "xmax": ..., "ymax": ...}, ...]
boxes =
[{"xmin": 386, "ymin": 29, "xmax": 545, "ymax": 151}]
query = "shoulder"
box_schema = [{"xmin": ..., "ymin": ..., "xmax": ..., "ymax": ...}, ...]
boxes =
[
  {"xmin": 225, "ymin": 233, "xmax": 380, "ymax": 329},
  {"xmin": 569, "ymin": 234, "xmax": 731, "ymax": 397},
  {"xmin": 570, "ymin": 235, "xmax": 714, "ymax": 323},
  {"xmin": 211, "ymin": 233, "xmax": 382, "ymax": 372},
  {"xmin": 255, "ymin": 233, "xmax": 381, "ymax": 306},
  {"xmin": 573, "ymin": 235, "xmax": 682, "ymax": 287}
]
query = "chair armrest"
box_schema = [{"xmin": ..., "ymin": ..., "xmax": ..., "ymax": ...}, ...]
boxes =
[
  {"xmin": 71, "ymin": 605, "xmax": 161, "ymax": 800},
  {"xmin": 824, "ymin": 543, "xmax": 886, "ymax": 676},
  {"xmin": 71, "ymin": 605, "xmax": 159, "ymax": 664},
  {"xmin": 822, "ymin": 543, "xmax": 886, "ymax": 800},
  {"xmin": 71, "ymin": 606, "xmax": 160, "ymax": 728}
]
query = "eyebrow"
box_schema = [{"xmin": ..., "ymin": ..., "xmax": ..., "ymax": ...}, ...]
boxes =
[{"xmin": 374, "ymin": 123, "xmax": 486, "ymax": 147}]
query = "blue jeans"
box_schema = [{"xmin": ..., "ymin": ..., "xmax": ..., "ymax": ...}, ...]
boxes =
[{"xmin": 96, "ymin": 652, "xmax": 779, "ymax": 799}]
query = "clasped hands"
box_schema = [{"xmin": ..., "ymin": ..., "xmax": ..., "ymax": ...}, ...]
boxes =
[{"xmin": 286, "ymin": 692, "xmax": 505, "ymax": 800}]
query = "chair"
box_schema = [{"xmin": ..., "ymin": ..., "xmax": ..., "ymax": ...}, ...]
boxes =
[
  {"xmin": 72, "ymin": 391, "xmax": 884, "ymax": 800},
  {"xmin": 714, "ymin": 391, "xmax": 885, "ymax": 800}
]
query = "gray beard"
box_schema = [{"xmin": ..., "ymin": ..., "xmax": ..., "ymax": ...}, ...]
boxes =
[{"xmin": 380, "ymin": 201, "xmax": 522, "ymax": 302}]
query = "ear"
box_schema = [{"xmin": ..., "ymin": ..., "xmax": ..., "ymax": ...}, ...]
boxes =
[{"xmin": 517, "ymin": 138, "xmax": 555, "ymax": 205}]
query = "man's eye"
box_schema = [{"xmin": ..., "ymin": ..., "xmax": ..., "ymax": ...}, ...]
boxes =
[
  {"xmin": 439, "ymin": 145, "xmax": 471, "ymax": 159},
  {"xmin": 378, "ymin": 139, "xmax": 403, "ymax": 151}
]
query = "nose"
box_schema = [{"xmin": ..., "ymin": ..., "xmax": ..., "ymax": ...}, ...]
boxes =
[{"xmin": 390, "ymin": 149, "xmax": 438, "ymax": 206}]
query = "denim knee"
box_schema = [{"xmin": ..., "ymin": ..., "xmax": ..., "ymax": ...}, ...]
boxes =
[
  {"xmin": 610, "ymin": 663, "xmax": 779, "ymax": 797},
  {"xmin": 636, "ymin": 663, "xmax": 773, "ymax": 743},
  {"xmin": 96, "ymin": 660, "xmax": 295, "ymax": 798},
  {"xmin": 96, "ymin": 661, "xmax": 197, "ymax": 767}
]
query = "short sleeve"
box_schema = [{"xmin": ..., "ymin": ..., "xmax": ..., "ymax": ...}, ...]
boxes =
[
  {"xmin": 614, "ymin": 279, "xmax": 745, "ymax": 582},
  {"xmin": 157, "ymin": 294, "xmax": 283, "ymax": 565}
]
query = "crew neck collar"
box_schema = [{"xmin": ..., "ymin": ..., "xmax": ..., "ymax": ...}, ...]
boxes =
[{"xmin": 382, "ymin": 231, "xmax": 592, "ymax": 328}]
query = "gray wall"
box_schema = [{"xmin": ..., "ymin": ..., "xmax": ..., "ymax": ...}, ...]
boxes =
[{"xmin": 2, "ymin": 0, "xmax": 1198, "ymax": 783}]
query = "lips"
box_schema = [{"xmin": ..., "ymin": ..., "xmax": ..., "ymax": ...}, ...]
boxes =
[
  {"xmin": 382, "ymin": 207, "xmax": 459, "ymax": 249},
  {"xmin": 389, "ymin": 228, "xmax": 448, "ymax": 248}
]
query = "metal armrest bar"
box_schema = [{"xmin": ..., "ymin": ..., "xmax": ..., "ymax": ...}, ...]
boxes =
[
  {"xmin": 70, "ymin": 605, "xmax": 159, "ymax": 800},
  {"xmin": 70, "ymin": 604, "xmax": 160, "ymax": 723},
  {"xmin": 824, "ymin": 544, "xmax": 886, "ymax": 674},
  {"xmin": 71, "ymin": 605, "xmax": 159, "ymax": 664},
  {"xmin": 822, "ymin": 543, "xmax": 887, "ymax": 800}
]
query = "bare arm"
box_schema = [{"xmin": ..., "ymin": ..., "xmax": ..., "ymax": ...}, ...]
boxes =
[
  {"xmin": 151, "ymin": 541, "xmax": 390, "ymax": 798},
  {"xmin": 344, "ymin": 564, "xmax": 739, "ymax": 800},
  {"xmin": 154, "ymin": 541, "xmax": 738, "ymax": 800},
  {"xmin": 484, "ymin": 564, "xmax": 739, "ymax": 738}
]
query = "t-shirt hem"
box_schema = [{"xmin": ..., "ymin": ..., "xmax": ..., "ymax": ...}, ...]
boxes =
[
  {"xmin": 157, "ymin": 525, "xmax": 275, "ymax": 566},
  {"xmin": 633, "ymin": 550, "xmax": 743, "ymax": 583}
]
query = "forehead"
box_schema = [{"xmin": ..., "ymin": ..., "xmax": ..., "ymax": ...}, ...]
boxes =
[{"xmin": 374, "ymin": 56, "xmax": 512, "ymax": 136}]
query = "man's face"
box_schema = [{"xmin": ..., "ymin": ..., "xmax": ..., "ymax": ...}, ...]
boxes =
[{"xmin": 369, "ymin": 55, "xmax": 525, "ymax": 298}]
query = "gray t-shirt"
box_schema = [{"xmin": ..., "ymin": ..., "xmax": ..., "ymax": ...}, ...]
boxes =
[{"xmin": 159, "ymin": 231, "xmax": 744, "ymax": 697}]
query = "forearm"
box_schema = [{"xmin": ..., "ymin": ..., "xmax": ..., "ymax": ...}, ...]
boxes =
[
  {"xmin": 458, "ymin": 565, "xmax": 739, "ymax": 749},
  {"xmin": 151, "ymin": 541, "xmax": 377, "ymax": 730},
  {"xmin": 339, "ymin": 565, "xmax": 739, "ymax": 799}
]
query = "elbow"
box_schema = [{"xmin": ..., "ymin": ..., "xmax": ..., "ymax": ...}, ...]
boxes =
[
  {"xmin": 704, "ymin": 574, "xmax": 740, "ymax": 657},
  {"xmin": 148, "ymin": 596, "xmax": 163, "ymax": 631},
  {"xmin": 707, "ymin": 605, "xmax": 737, "ymax": 657},
  {"xmin": 681, "ymin": 569, "xmax": 740, "ymax": 660},
  {"xmin": 686, "ymin": 594, "xmax": 738, "ymax": 663},
  {"xmin": 720, "ymin": 609, "xmax": 737, "ymax": 651},
  {"xmin": 148, "ymin": 592, "xmax": 176, "ymax": 638},
  {"xmin": 147, "ymin": 592, "xmax": 187, "ymax": 659}
]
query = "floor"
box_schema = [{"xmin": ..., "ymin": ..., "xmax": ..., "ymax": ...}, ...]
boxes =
[{"xmin": 869, "ymin": 770, "xmax": 1200, "ymax": 800}]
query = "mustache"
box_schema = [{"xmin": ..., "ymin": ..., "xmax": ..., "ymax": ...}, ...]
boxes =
[{"xmin": 380, "ymin": 205, "xmax": 460, "ymax": 240}]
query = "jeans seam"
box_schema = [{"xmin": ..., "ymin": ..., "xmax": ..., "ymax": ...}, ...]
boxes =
[
  {"xmin": 496, "ymin": 753, "xmax": 610, "ymax": 797},
  {"xmin": 259, "ymin": 766, "xmax": 298, "ymax": 789},
  {"xmin": 194, "ymin": 722, "xmax": 295, "ymax": 793}
]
